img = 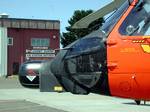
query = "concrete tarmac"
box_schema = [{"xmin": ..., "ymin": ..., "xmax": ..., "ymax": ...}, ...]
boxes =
[{"xmin": 0, "ymin": 76, "xmax": 150, "ymax": 112}]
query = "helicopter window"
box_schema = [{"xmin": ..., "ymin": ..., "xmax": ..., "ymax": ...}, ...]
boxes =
[
  {"xmin": 66, "ymin": 52, "xmax": 105, "ymax": 74},
  {"xmin": 64, "ymin": 35, "xmax": 107, "ymax": 88},
  {"xmin": 101, "ymin": 1, "xmax": 129, "ymax": 36},
  {"xmin": 119, "ymin": 0, "xmax": 150, "ymax": 36},
  {"xmin": 66, "ymin": 36, "xmax": 103, "ymax": 58}
]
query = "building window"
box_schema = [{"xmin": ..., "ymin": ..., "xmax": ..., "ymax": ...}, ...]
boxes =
[
  {"xmin": 8, "ymin": 37, "xmax": 13, "ymax": 46},
  {"xmin": 31, "ymin": 38, "xmax": 50, "ymax": 47}
]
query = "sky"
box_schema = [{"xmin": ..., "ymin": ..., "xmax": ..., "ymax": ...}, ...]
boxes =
[{"xmin": 0, "ymin": 0, "xmax": 111, "ymax": 32}]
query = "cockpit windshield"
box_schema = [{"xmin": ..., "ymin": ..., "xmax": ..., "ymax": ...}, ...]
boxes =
[
  {"xmin": 119, "ymin": 0, "xmax": 150, "ymax": 36},
  {"xmin": 101, "ymin": 0, "xmax": 130, "ymax": 36}
]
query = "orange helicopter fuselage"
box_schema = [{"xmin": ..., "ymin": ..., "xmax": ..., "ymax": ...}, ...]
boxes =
[{"xmin": 107, "ymin": 0, "xmax": 150, "ymax": 100}]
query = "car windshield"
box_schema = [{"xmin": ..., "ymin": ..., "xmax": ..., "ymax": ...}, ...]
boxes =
[{"xmin": 101, "ymin": 0, "xmax": 130, "ymax": 36}]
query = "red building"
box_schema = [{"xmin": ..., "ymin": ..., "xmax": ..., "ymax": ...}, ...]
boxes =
[{"xmin": 0, "ymin": 18, "xmax": 60, "ymax": 75}]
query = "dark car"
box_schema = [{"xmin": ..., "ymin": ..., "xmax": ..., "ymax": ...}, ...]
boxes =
[{"xmin": 19, "ymin": 60, "xmax": 43, "ymax": 87}]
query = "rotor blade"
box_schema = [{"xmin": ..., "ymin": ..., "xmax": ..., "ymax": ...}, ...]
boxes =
[{"xmin": 72, "ymin": 0, "xmax": 126, "ymax": 29}]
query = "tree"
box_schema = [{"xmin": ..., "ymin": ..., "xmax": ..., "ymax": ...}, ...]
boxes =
[{"xmin": 61, "ymin": 10, "xmax": 104, "ymax": 47}]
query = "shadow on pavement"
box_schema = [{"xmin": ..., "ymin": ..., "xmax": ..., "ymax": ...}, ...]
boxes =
[
  {"xmin": 123, "ymin": 102, "xmax": 150, "ymax": 106},
  {"xmin": 0, "ymin": 76, "xmax": 23, "ymax": 89},
  {"xmin": 0, "ymin": 100, "xmax": 68, "ymax": 112}
]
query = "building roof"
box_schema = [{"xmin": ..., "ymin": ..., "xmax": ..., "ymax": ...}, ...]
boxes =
[{"xmin": 0, "ymin": 18, "xmax": 60, "ymax": 30}]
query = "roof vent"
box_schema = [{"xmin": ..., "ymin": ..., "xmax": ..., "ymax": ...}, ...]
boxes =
[{"xmin": 0, "ymin": 13, "xmax": 9, "ymax": 18}]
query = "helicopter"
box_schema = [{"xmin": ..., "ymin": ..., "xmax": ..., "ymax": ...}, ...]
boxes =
[{"xmin": 40, "ymin": 0, "xmax": 150, "ymax": 105}]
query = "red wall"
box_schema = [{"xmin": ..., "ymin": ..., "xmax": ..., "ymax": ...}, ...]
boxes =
[{"xmin": 7, "ymin": 28, "xmax": 60, "ymax": 75}]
